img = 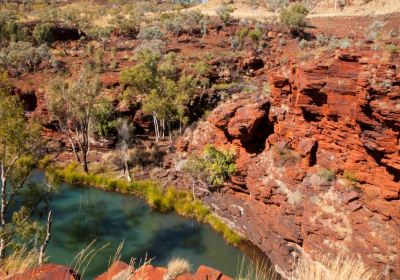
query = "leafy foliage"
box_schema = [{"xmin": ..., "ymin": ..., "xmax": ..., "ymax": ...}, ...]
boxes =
[
  {"xmin": 160, "ymin": 10, "xmax": 204, "ymax": 35},
  {"xmin": 121, "ymin": 50, "xmax": 195, "ymax": 135},
  {"xmin": 0, "ymin": 86, "xmax": 50, "ymax": 259},
  {"xmin": 137, "ymin": 25, "xmax": 164, "ymax": 40},
  {"xmin": 216, "ymin": 5, "xmax": 235, "ymax": 25},
  {"xmin": 47, "ymin": 67, "xmax": 107, "ymax": 172},
  {"xmin": 280, "ymin": 4, "xmax": 309, "ymax": 31},
  {"xmin": 0, "ymin": 42, "xmax": 50, "ymax": 75},
  {"xmin": 93, "ymin": 99, "xmax": 118, "ymax": 137},
  {"xmin": 184, "ymin": 145, "xmax": 236, "ymax": 189},
  {"xmin": 32, "ymin": 23, "xmax": 53, "ymax": 45},
  {"xmin": 0, "ymin": 10, "xmax": 29, "ymax": 46}
]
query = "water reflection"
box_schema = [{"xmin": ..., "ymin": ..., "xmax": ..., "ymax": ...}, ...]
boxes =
[{"xmin": 44, "ymin": 182, "xmax": 252, "ymax": 278}]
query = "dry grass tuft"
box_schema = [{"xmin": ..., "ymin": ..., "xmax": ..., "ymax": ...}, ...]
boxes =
[
  {"xmin": 0, "ymin": 246, "xmax": 40, "ymax": 276},
  {"xmin": 164, "ymin": 258, "xmax": 191, "ymax": 280},
  {"xmin": 236, "ymin": 258, "xmax": 278, "ymax": 280},
  {"xmin": 290, "ymin": 252, "xmax": 380, "ymax": 280}
]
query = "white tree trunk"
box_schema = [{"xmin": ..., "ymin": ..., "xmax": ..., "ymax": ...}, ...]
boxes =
[
  {"xmin": 39, "ymin": 210, "xmax": 52, "ymax": 265},
  {"xmin": 0, "ymin": 162, "xmax": 6, "ymax": 260},
  {"xmin": 153, "ymin": 113, "xmax": 160, "ymax": 142}
]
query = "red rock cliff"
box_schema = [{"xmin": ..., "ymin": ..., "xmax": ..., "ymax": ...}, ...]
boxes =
[{"xmin": 175, "ymin": 48, "xmax": 400, "ymax": 279}]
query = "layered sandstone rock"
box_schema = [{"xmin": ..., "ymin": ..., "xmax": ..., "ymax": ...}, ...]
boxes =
[{"xmin": 174, "ymin": 48, "xmax": 400, "ymax": 279}]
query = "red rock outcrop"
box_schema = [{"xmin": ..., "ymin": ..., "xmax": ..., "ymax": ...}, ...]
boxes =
[
  {"xmin": 2, "ymin": 262, "xmax": 231, "ymax": 280},
  {"xmin": 174, "ymin": 48, "xmax": 400, "ymax": 279},
  {"xmin": 5, "ymin": 264, "xmax": 79, "ymax": 280},
  {"xmin": 95, "ymin": 262, "xmax": 232, "ymax": 280}
]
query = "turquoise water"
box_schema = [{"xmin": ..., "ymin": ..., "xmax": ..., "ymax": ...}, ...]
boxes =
[{"xmin": 39, "ymin": 174, "xmax": 252, "ymax": 279}]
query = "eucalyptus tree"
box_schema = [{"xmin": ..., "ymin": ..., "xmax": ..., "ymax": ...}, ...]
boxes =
[
  {"xmin": 121, "ymin": 50, "xmax": 195, "ymax": 142},
  {"xmin": 0, "ymin": 86, "xmax": 52, "ymax": 261},
  {"xmin": 47, "ymin": 67, "xmax": 103, "ymax": 173}
]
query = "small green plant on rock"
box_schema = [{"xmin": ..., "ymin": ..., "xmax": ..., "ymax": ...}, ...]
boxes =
[
  {"xmin": 316, "ymin": 168, "xmax": 335, "ymax": 186},
  {"xmin": 184, "ymin": 145, "xmax": 236, "ymax": 189},
  {"xmin": 387, "ymin": 44, "xmax": 399, "ymax": 54},
  {"xmin": 343, "ymin": 170, "xmax": 362, "ymax": 192},
  {"xmin": 271, "ymin": 142, "xmax": 300, "ymax": 167}
]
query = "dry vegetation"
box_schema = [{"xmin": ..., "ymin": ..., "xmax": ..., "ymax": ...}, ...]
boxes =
[{"xmin": 290, "ymin": 253, "xmax": 380, "ymax": 280}]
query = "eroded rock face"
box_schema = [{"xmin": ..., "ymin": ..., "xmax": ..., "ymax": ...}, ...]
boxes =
[{"xmin": 174, "ymin": 49, "xmax": 400, "ymax": 279}]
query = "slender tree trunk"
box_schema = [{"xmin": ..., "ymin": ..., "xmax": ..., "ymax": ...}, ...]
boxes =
[
  {"xmin": 168, "ymin": 122, "xmax": 172, "ymax": 143},
  {"xmin": 153, "ymin": 113, "xmax": 159, "ymax": 142},
  {"xmin": 0, "ymin": 163, "xmax": 6, "ymax": 260},
  {"xmin": 82, "ymin": 152, "xmax": 89, "ymax": 173},
  {"xmin": 124, "ymin": 160, "xmax": 131, "ymax": 182},
  {"xmin": 68, "ymin": 137, "xmax": 81, "ymax": 163},
  {"xmin": 162, "ymin": 119, "xmax": 165, "ymax": 139},
  {"xmin": 39, "ymin": 210, "xmax": 52, "ymax": 265}
]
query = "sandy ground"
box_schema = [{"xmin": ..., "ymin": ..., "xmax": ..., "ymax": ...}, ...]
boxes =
[{"xmin": 188, "ymin": 0, "xmax": 400, "ymax": 19}]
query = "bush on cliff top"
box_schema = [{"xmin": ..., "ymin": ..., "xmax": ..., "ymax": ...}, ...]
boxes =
[{"xmin": 280, "ymin": 4, "xmax": 309, "ymax": 33}]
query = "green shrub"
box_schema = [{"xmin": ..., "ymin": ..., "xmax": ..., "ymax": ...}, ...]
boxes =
[
  {"xmin": 137, "ymin": 25, "xmax": 164, "ymax": 40},
  {"xmin": 343, "ymin": 170, "xmax": 358, "ymax": 183},
  {"xmin": 343, "ymin": 170, "xmax": 362, "ymax": 192},
  {"xmin": 216, "ymin": 5, "xmax": 235, "ymax": 25},
  {"xmin": 0, "ymin": 41, "xmax": 51, "ymax": 74},
  {"xmin": 161, "ymin": 10, "xmax": 204, "ymax": 35},
  {"xmin": 212, "ymin": 82, "xmax": 237, "ymax": 91},
  {"xmin": 387, "ymin": 44, "xmax": 399, "ymax": 54},
  {"xmin": 280, "ymin": 4, "xmax": 309, "ymax": 32},
  {"xmin": 93, "ymin": 99, "xmax": 117, "ymax": 137},
  {"xmin": 184, "ymin": 145, "xmax": 236, "ymax": 189},
  {"xmin": 38, "ymin": 155, "xmax": 52, "ymax": 169},
  {"xmin": 0, "ymin": 10, "xmax": 30, "ymax": 45},
  {"xmin": 237, "ymin": 27, "xmax": 249, "ymax": 41},
  {"xmin": 248, "ymin": 28, "xmax": 262, "ymax": 46},
  {"xmin": 33, "ymin": 23, "xmax": 53, "ymax": 45}
]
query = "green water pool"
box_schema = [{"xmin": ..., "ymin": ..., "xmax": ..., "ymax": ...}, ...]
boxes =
[{"xmin": 36, "ymin": 172, "xmax": 255, "ymax": 279}]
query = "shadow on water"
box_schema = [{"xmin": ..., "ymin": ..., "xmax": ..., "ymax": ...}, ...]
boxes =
[{"xmin": 127, "ymin": 222, "xmax": 206, "ymax": 263}]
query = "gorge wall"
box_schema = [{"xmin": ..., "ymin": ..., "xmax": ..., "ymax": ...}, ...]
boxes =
[{"xmin": 173, "ymin": 48, "xmax": 400, "ymax": 279}]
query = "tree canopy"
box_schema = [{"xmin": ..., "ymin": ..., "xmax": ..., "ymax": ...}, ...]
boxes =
[
  {"xmin": 47, "ymin": 66, "xmax": 105, "ymax": 173},
  {"xmin": 121, "ymin": 50, "xmax": 195, "ymax": 140},
  {"xmin": 0, "ymin": 81, "xmax": 51, "ymax": 262}
]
